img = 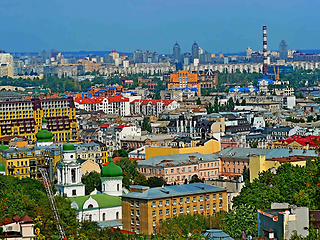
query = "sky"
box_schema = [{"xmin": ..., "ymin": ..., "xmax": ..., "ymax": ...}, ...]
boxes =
[{"xmin": 1, "ymin": 0, "xmax": 320, "ymax": 54}]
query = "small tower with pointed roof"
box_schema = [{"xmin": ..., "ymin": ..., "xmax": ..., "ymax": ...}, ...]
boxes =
[
  {"xmin": 55, "ymin": 142, "xmax": 85, "ymax": 197},
  {"xmin": 100, "ymin": 157, "xmax": 123, "ymax": 196}
]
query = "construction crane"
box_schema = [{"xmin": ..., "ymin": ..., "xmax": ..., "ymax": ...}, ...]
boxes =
[
  {"xmin": 273, "ymin": 65, "xmax": 280, "ymax": 81},
  {"xmin": 39, "ymin": 168, "xmax": 67, "ymax": 240}
]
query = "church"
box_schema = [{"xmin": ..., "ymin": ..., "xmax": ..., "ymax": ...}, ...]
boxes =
[{"xmin": 55, "ymin": 141, "xmax": 125, "ymax": 223}]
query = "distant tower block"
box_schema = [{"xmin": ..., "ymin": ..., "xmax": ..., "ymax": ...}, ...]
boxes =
[{"xmin": 263, "ymin": 26, "xmax": 268, "ymax": 75}]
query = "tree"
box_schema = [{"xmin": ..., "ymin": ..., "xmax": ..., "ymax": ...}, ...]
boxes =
[
  {"xmin": 235, "ymin": 99, "xmax": 240, "ymax": 106},
  {"xmin": 249, "ymin": 141, "xmax": 258, "ymax": 148},
  {"xmin": 141, "ymin": 117, "xmax": 152, "ymax": 133},
  {"xmin": 242, "ymin": 165, "xmax": 250, "ymax": 182},
  {"xmin": 145, "ymin": 177, "xmax": 166, "ymax": 188},
  {"xmin": 224, "ymin": 204, "xmax": 258, "ymax": 238},
  {"xmin": 81, "ymin": 171, "xmax": 101, "ymax": 195},
  {"xmin": 241, "ymin": 99, "xmax": 246, "ymax": 106},
  {"xmin": 112, "ymin": 149, "xmax": 128, "ymax": 158},
  {"xmin": 189, "ymin": 174, "xmax": 203, "ymax": 183},
  {"xmin": 196, "ymin": 97, "xmax": 201, "ymax": 105}
]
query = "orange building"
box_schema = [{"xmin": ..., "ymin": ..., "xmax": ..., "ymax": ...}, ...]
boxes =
[{"xmin": 168, "ymin": 71, "xmax": 200, "ymax": 95}]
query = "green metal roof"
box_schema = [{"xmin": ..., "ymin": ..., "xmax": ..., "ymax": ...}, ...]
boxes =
[
  {"xmin": 0, "ymin": 141, "xmax": 9, "ymax": 151},
  {"xmin": 101, "ymin": 160, "xmax": 123, "ymax": 177},
  {"xmin": 69, "ymin": 193, "xmax": 121, "ymax": 210},
  {"xmin": 0, "ymin": 162, "xmax": 5, "ymax": 172}
]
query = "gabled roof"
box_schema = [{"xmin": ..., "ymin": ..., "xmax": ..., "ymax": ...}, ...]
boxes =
[{"xmin": 69, "ymin": 193, "xmax": 121, "ymax": 210}]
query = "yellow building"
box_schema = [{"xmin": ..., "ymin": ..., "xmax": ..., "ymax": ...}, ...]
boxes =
[
  {"xmin": 0, "ymin": 97, "xmax": 78, "ymax": 142},
  {"xmin": 168, "ymin": 71, "xmax": 200, "ymax": 95},
  {"xmin": 249, "ymin": 148, "xmax": 316, "ymax": 182},
  {"xmin": 122, "ymin": 183, "xmax": 227, "ymax": 235},
  {"xmin": 145, "ymin": 139, "xmax": 220, "ymax": 159}
]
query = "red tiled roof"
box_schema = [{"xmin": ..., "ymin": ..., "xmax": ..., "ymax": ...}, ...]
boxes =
[
  {"xmin": 115, "ymin": 124, "xmax": 135, "ymax": 129},
  {"xmin": 130, "ymin": 99, "xmax": 174, "ymax": 105},
  {"xmin": 107, "ymin": 95, "xmax": 129, "ymax": 103},
  {"xmin": 100, "ymin": 124, "xmax": 110, "ymax": 128},
  {"xmin": 278, "ymin": 135, "xmax": 320, "ymax": 147},
  {"xmin": 19, "ymin": 214, "xmax": 34, "ymax": 223},
  {"xmin": 74, "ymin": 97, "xmax": 103, "ymax": 104}
]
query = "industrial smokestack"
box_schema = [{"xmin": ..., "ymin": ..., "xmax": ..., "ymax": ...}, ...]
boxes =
[{"xmin": 263, "ymin": 26, "xmax": 268, "ymax": 75}]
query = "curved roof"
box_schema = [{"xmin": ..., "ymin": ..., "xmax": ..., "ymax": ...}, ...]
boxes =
[
  {"xmin": 63, "ymin": 142, "xmax": 75, "ymax": 151},
  {"xmin": 101, "ymin": 159, "xmax": 123, "ymax": 178},
  {"xmin": 69, "ymin": 194, "xmax": 121, "ymax": 210},
  {"xmin": 0, "ymin": 141, "xmax": 9, "ymax": 151},
  {"xmin": 0, "ymin": 162, "xmax": 5, "ymax": 172}
]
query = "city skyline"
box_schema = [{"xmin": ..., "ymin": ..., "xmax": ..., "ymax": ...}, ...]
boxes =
[{"xmin": 1, "ymin": 0, "xmax": 320, "ymax": 53}]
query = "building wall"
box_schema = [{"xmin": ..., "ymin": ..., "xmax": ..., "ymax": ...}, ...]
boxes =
[
  {"xmin": 145, "ymin": 139, "xmax": 220, "ymax": 159},
  {"xmin": 122, "ymin": 191, "xmax": 227, "ymax": 235}
]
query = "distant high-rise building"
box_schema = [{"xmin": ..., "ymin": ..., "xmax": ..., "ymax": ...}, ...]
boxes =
[
  {"xmin": 246, "ymin": 47, "xmax": 253, "ymax": 57},
  {"xmin": 133, "ymin": 49, "xmax": 143, "ymax": 63},
  {"xmin": 173, "ymin": 42, "xmax": 181, "ymax": 63},
  {"xmin": 192, "ymin": 42, "xmax": 199, "ymax": 62},
  {"xmin": 279, "ymin": 40, "xmax": 288, "ymax": 62}
]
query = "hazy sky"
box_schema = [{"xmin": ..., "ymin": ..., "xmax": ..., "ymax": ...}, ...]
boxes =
[{"xmin": 1, "ymin": 0, "xmax": 320, "ymax": 54}]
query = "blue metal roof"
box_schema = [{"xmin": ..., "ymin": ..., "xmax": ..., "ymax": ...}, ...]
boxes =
[
  {"xmin": 201, "ymin": 229, "xmax": 234, "ymax": 240},
  {"xmin": 123, "ymin": 183, "xmax": 226, "ymax": 200}
]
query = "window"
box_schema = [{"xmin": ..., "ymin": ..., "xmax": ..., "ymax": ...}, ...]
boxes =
[
  {"xmin": 171, "ymin": 169, "xmax": 174, "ymax": 173},
  {"xmin": 159, "ymin": 201, "xmax": 163, "ymax": 207},
  {"xmin": 149, "ymin": 169, "xmax": 151, "ymax": 174},
  {"xmin": 200, "ymin": 196, "xmax": 203, "ymax": 202},
  {"xmin": 136, "ymin": 219, "xmax": 140, "ymax": 226},
  {"xmin": 173, "ymin": 208, "xmax": 176, "ymax": 215},
  {"xmin": 158, "ymin": 169, "xmax": 161, "ymax": 174},
  {"xmin": 152, "ymin": 201, "xmax": 156, "ymax": 207},
  {"xmin": 213, "ymin": 203, "xmax": 216, "ymax": 209},
  {"xmin": 193, "ymin": 206, "xmax": 197, "ymax": 212},
  {"xmin": 213, "ymin": 194, "xmax": 216, "ymax": 200},
  {"xmin": 166, "ymin": 200, "xmax": 169, "ymax": 206},
  {"xmin": 153, "ymin": 220, "xmax": 156, "ymax": 226},
  {"xmin": 238, "ymin": 169, "xmax": 240, "ymax": 173},
  {"xmin": 179, "ymin": 198, "xmax": 183, "ymax": 204},
  {"xmin": 206, "ymin": 195, "xmax": 210, "ymax": 201},
  {"xmin": 136, "ymin": 210, "xmax": 140, "ymax": 217},
  {"xmin": 177, "ymin": 176, "xmax": 180, "ymax": 181},
  {"xmin": 131, "ymin": 209, "xmax": 134, "ymax": 216},
  {"xmin": 177, "ymin": 168, "xmax": 180, "ymax": 173},
  {"xmin": 21, "ymin": 169, "xmax": 24, "ymax": 174},
  {"xmin": 173, "ymin": 199, "xmax": 176, "ymax": 205},
  {"xmin": 186, "ymin": 197, "xmax": 190, "ymax": 203},
  {"xmin": 207, "ymin": 204, "xmax": 210, "ymax": 209},
  {"xmin": 194, "ymin": 166, "xmax": 197, "ymax": 171},
  {"xmin": 131, "ymin": 219, "xmax": 135, "ymax": 225},
  {"xmin": 193, "ymin": 197, "xmax": 196, "ymax": 202},
  {"xmin": 180, "ymin": 207, "xmax": 183, "ymax": 213},
  {"xmin": 136, "ymin": 228, "xmax": 140, "ymax": 234},
  {"xmin": 219, "ymin": 202, "xmax": 222, "ymax": 208},
  {"xmin": 136, "ymin": 201, "xmax": 139, "ymax": 207},
  {"xmin": 219, "ymin": 193, "xmax": 222, "ymax": 199},
  {"xmin": 166, "ymin": 209, "xmax": 170, "ymax": 215},
  {"xmin": 72, "ymin": 190, "xmax": 76, "ymax": 196},
  {"xmin": 200, "ymin": 205, "xmax": 203, "ymax": 211},
  {"xmin": 102, "ymin": 213, "xmax": 105, "ymax": 221},
  {"xmin": 152, "ymin": 211, "xmax": 156, "ymax": 217},
  {"xmin": 131, "ymin": 200, "xmax": 134, "ymax": 206},
  {"xmin": 165, "ymin": 170, "xmax": 168, "ymax": 174},
  {"xmin": 182, "ymin": 167, "xmax": 185, "ymax": 172},
  {"xmin": 188, "ymin": 167, "xmax": 191, "ymax": 172},
  {"xmin": 187, "ymin": 206, "xmax": 190, "ymax": 213},
  {"xmin": 159, "ymin": 210, "xmax": 163, "ymax": 216}
]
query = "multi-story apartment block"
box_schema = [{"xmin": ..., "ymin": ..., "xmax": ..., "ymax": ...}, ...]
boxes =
[
  {"xmin": 137, "ymin": 153, "xmax": 219, "ymax": 185},
  {"xmin": 74, "ymin": 95, "xmax": 130, "ymax": 116},
  {"xmin": 0, "ymin": 52, "xmax": 14, "ymax": 77},
  {"xmin": 168, "ymin": 71, "xmax": 201, "ymax": 95},
  {"xmin": 0, "ymin": 97, "xmax": 77, "ymax": 142},
  {"xmin": 122, "ymin": 183, "xmax": 227, "ymax": 235},
  {"xmin": 197, "ymin": 69, "xmax": 218, "ymax": 89},
  {"xmin": 130, "ymin": 99, "xmax": 179, "ymax": 117}
]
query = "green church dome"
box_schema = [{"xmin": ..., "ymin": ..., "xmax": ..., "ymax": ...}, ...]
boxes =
[
  {"xmin": 101, "ymin": 159, "xmax": 123, "ymax": 178},
  {"xmin": 0, "ymin": 162, "xmax": 5, "ymax": 172},
  {"xmin": 63, "ymin": 142, "xmax": 75, "ymax": 151},
  {"xmin": 0, "ymin": 142, "xmax": 9, "ymax": 151},
  {"xmin": 36, "ymin": 118, "xmax": 53, "ymax": 142}
]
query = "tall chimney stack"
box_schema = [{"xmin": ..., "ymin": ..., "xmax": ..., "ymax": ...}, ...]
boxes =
[{"xmin": 263, "ymin": 26, "xmax": 268, "ymax": 75}]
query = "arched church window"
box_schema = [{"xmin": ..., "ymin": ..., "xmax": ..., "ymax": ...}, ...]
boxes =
[
  {"xmin": 102, "ymin": 213, "xmax": 105, "ymax": 221},
  {"xmin": 89, "ymin": 214, "xmax": 92, "ymax": 221},
  {"xmin": 88, "ymin": 204, "xmax": 93, "ymax": 208},
  {"xmin": 117, "ymin": 184, "xmax": 120, "ymax": 191},
  {"xmin": 71, "ymin": 169, "xmax": 76, "ymax": 183},
  {"xmin": 116, "ymin": 212, "xmax": 119, "ymax": 219},
  {"xmin": 70, "ymin": 154, "xmax": 74, "ymax": 158}
]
